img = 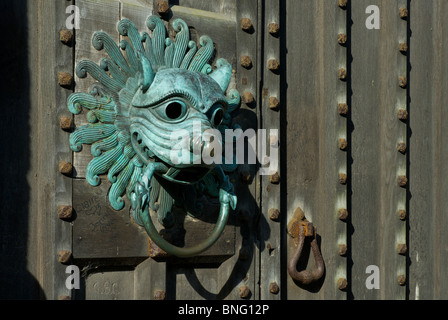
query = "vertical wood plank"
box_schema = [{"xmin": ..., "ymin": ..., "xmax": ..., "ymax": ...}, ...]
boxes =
[
  {"xmin": 234, "ymin": 0, "xmax": 261, "ymax": 301},
  {"xmin": 350, "ymin": 0, "xmax": 407, "ymax": 299},
  {"xmin": 260, "ymin": 0, "xmax": 282, "ymax": 300},
  {"xmin": 24, "ymin": 0, "xmax": 75, "ymax": 299},
  {"xmin": 284, "ymin": 0, "xmax": 347, "ymax": 300},
  {"xmin": 409, "ymin": 0, "xmax": 448, "ymax": 300}
]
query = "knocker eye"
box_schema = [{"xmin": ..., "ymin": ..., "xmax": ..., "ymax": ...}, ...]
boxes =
[
  {"xmin": 166, "ymin": 101, "xmax": 186, "ymax": 120},
  {"xmin": 207, "ymin": 104, "xmax": 225, "ymax": 127},
  {"xmin": 155, "ymin": 99, "xmax": 188, "ymax": 122}
]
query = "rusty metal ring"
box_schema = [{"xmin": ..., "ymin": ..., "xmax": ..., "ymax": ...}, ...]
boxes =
[{"xmin": 287, "ymin": 225, "xmax": 325, "ymax": 285}]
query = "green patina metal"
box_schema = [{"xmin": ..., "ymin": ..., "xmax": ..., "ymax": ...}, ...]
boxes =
[{"xmin": 67, "ymin": 15, "xmax": 239, "ymax": 258}]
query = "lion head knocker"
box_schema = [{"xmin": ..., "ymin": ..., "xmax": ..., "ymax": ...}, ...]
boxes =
[{"xmin": 67, "ymin": 16, "xmax": 240, "ymax": 258}]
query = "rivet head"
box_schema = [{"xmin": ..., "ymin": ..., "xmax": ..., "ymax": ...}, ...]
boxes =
[
  {"xmin": 337, "ymin": 278, "xmax": 348, "ymax": 291},
  {"xmin": 397, "ymin": 274, "xmax": 406, "ymax": 286},
  {"xmin": 399, "ymin": 8, "xmax": 408, "ymax": 19},
  {"xmin": 339, "ymin": 173, "xmax": 347, "ymax": 185},
  {"xmin": 399, "ymin": 42, "xmax": 408, "ymax": 54},
  {"xmin": 338, "ymin": 244, "xmax": 348, "ymax": 256},
  {"xmin": 269, "ymin": 97, "xmax": 280, "ymax": 110},
  {"xmin": 338, "ymin": 103, "xmax": 349, "ymax": 116},
  {"xmin": 338, "ymin": 0, "xmax": 348, "ymax": 9},
  {"xmin": 338, "ymin": 68, "xmax": 347, "ymax": 81},
  {"xmin": 242, "ymin": 91, "xmax": 255, "ymax": 105},
  {"xmin": 397, "ymin": 243, "xmax": 408, "ymax": 255},
  {"xmin": 399, "ymin": 76, "xmax": 407, "ymax": 88},
  {"xmin": 239, "ymin": 286, "xmax": 251, "ymax": 299},
  {"xmin": 59, "ymin": 29, "xmax": 73, "ymax": 45},
  {"xmin": 156, "ymin": 0, "xmax": 170, "ymax": 14},
  {"xmin": 59, "ymin": 116, "xmax": 73, "ymax": 131},
  {"xmin": 59, "ymin": 161, "xmax": 73, "ymax": 176},
  {"xmin": 398, "ymin": 175, "xmax": 408, "ymax": 188},
  {"xmin": 338, "ymin": 138, "xmax": 348, "ymax": 151},
  {"xmin": 337, "ymin": 33, "xmax": 347, "ymax": 45},
  {"xmin": 154, "ymin": 290, "xmax": 166, "ymax": 300},
  {"xmin": 58, "ymin": 205, "xmax": 73, "ymax": 220},
  {"xmin": 398, "ymin": 109, "xmax": 408, "ymax": 121},
  {"xmin": 270, "ymin": 172, "xmax": 280, "ymax": 184},
  {"xmin": 241, "ymin": 55, "xmax": 253, "ymax": 69},
  {"xmin": 268, "ymin": 22, "xmax": 280, "ymax": 36},
  {"xmin": 267, "ymin": 59, "xmax": 280, "ymax": 72},
  {"xmin": 269, "ymin": 282, "xmax": 279, "ymax": 294},
  {"xmin": 397, "ymin": 142, "xmax": 407, "ymax": 154},
  {"xmin": 241, "ymin": 18, "xmax": 253, "ymax": 32},
  {"xmin": 58, "ymin": 250, "xmax": 72, "ymax": 264},
  {"xmin": 58, "ymin": 72, "xmax": 73, "ymax": 87},
  {"xmin": 338, "ymin": 208, "xmax": 349, "ymax": 221},
  {"xmin": 398, "ymin": 209, "xmax": 407, "ymax": 221},
  {"xmin": 269, "ymin": 208, "xmax": 280, "ymax": 221}
]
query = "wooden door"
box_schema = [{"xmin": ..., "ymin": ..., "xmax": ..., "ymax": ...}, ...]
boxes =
[{"xmin": 4, "ymin": 0, "xmax": 448, "ymax": 301}]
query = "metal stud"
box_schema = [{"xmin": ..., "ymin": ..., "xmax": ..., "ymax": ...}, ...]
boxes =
[
  {"xmin": 397, "ymin": 243, "xmax": 407, "ymax": 255},
  {"xmin": 338, "ymin": 208, "xmax": 349, "ymax": 221},
  {"xmin": 338, "ymin": 0, "xmax": 348, "ymax": 9},
  {"xmin": 399, "ymin": 43, "xmax": 408, "ymax": 54},
  {"xmin": 339, "ymin": 173, "xmax": 347, "ymax": 185},
  {"xmin": 398, "ymin": 209, "xmax": 407, "ymax": 221},
  {"xmin": 154, "ymin": 290, "xmax": 166, "ymax": 300},
  {"xmin": 268, "ymin": 22, "xmax": 280, "ymax": 36},
  {"xmin": 397, "ymin": 274, "xmax": 406, "ymax": 286},
  {"xmin": 399, "ymin": 8, "xmax": 408, "ymax": 20},
  {"xmin": 337, "ymin": 278, "xmax": 348, "ymax": 291},
  {"xmin": 269, "ymin": 282, "xmax": 280, "ymax": 294},
  {"xmin": 269, "ymin": 208, "xmax": 280, "ymax": 221},
  {"xmin": 242, "ymin": 91, "xmax": 255, "ymax": 105},
  {"xmin": 398, "ymin": 175, "xmax": 408, "ymax": 188},
  {"xmin": 58, "ymin": 72, "xmax": 73, "ymax": 88},
  {"xmin": 338, "ymin": 68, "xmax": 347, "ymax": 81},
  {"xmin": 239, "ymin": 286, "xmax": 251, "ymax": 299},
  {"xmin": 58, "ymin": 205, "xmax": 73, "ymax": 220},
  {"xmin": 58, "ymin": 250, "xmax": 72, "ymax": 264},
  {"xmin": 59, "ymin": 161, "xmax": 73, "ymax": 176},
  {"xmin": 338, "ymin": 103, "xmax": 349, "ymax": 116},
  {"xmin": 398, "ymin": 109, "xmax": 408, "ymax": 121},
  {"xmin": 241, "ymin": 18, "xmax": 253, "ymax": 32},
  {"xmin": 269, "ymin": 97, "xmax": 280, "ymax": 110},
  {"xmin": 398, "ymin": 76, "xmax": 407, "ymax": 88},
  {"xmin": 59, "ymin": 29, "xmax": 73, "ymax": 45},
  {"xmin": 338, "ymin": 244, "xmax": 348, "ymax": 256},
  {"xmin": 156, "ymin": 0, "xmax": 170, "ymax": 15},
  {"xmin": 267, "ymin": 59, "xmax": 280, "ymax": 72},
  {"xmin": 337, "ymin": 33, "xmax": 347, "ymax": 46},
  {"xmin": 59, "ymin": 116, "xmax": 73, "ymax": 131},
  {"xmin": 397, "ymin": 142, "xmax": 407, "ymax": 154},
  {"xmin": 338, "ymin": 138, "xmax": 348, "ymax": 151},
  {"xmin": 241, "ymin": 55, "xmax": 253, "ymax": 69},
  {"xmin": 270, "ymin": 172, "xmax": 280, "ymax": 184}
]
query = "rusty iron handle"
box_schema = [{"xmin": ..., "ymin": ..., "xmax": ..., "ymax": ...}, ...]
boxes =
[{"xmin": 287, "ymin": 223, "xmax": 325, "ymax": 285}]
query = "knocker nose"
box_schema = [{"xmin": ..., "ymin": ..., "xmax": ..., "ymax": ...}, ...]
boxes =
[{"xmin": 190, "ymin": 131, "xmax": 222, "ymax": 162}]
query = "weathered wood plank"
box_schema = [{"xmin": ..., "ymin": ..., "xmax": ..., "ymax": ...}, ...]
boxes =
[
  {"xmin": 284, "ymin": 0, "xmax": 347, "ymax": 300},
  {"xmin": 259, "ymin": 0, "xmax": 282, "ymax": 300},
  {"xmin": 409, "ymin": 0, "xmax": 448, "ymax": 300},
  {"xmin": 72, "ymin": 179, "xmax": 149, "ymax": 265},
  {"xmin": 350, "ymin": 0, "xmax": 407, "ymax": 299}
]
